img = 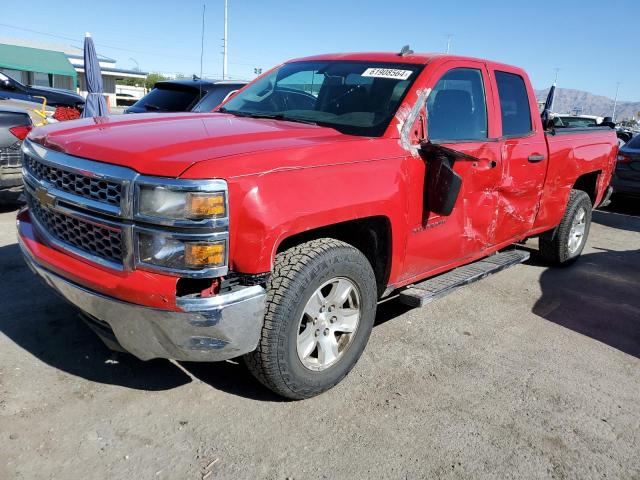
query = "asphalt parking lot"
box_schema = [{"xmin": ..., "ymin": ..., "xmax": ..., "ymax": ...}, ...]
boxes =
[{"xmin": 1, "ymin": 199, "xmax": 639, "ymax": 480}]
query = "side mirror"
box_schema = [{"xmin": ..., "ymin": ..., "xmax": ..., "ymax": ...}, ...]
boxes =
[
  {"xmin": 541, "ymin": 114, "xmax": 555, "ymax": 131},
  {"xmin": 419, "ymin": 142, "xmax": 477, "ymax": 217},
  {"xmin": 0, "ymin": 79, "xmax": 14, "ymax": 90},
  {"xmin": 426, "ymin": 155, "xmax": 462, "ymax": 216}
]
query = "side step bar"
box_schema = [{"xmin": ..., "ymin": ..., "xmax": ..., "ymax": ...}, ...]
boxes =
[{"xmin": 398, "ymin": 250, "xmax": 530, "ymax": 308}]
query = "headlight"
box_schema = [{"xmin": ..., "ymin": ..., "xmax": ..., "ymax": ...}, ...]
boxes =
[
  {"xmin": 137, "ymin": 185, "xmax": 226, "ymax": 221},
  {"xmin": 137, "ymin": 231, "xmax": 226, "ymax": 271}
]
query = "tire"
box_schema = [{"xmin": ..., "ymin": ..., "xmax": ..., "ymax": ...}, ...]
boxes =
[
  {"xmin": 244, "ymin": 238, "xmax": 377, "ymax": 399},
  {"xmin": 539, "ymin": 189, "xmax": 592, "ymax": 266}
]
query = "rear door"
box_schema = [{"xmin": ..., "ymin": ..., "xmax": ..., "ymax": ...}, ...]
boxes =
[{"xmin": 490, "ymin": 68, "xmax": 548, "ymax": 243}]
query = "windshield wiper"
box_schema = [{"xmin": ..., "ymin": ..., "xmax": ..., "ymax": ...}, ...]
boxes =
[
  {"xmin": 218, "ymin": 109, "xmax": 318, "ymax": 125},
  {"xmin": 144, "ymin": 104, "xmax": 162, "ymax": 111}
]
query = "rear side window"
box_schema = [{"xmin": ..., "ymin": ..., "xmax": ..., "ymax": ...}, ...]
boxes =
[
  {"xmin": 495, "ymin": 71, "xmax": 532, "ymax": 136},
  {"xmin": 427, "ymin": 68, "xmax": 488, "ymax": 142},
  {"xmin": 131, "ymin": 85, "xmax": 200, "ymax": 112}
]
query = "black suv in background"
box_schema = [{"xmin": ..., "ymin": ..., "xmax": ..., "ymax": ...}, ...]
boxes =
[
  {"xmin": 125, "ymin": 78, "xmax": 246, "ymax": 114},
  {"xmin": 612, "ymin": 134, "xmax": 640, "ymax": 199},
  {"xmin": 0, "ymin": 72, "xmax": 85, "ymax": 110}
]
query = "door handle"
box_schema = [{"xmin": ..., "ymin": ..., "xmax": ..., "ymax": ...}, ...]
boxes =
[{"xmin": 528, "ymin": 154, "xmax": 545, "ymax": 163}]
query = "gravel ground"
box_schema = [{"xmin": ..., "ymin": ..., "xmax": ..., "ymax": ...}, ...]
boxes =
[{"xmin": 1, "ymin": 198, "xmax": 639, "ymax": 480}]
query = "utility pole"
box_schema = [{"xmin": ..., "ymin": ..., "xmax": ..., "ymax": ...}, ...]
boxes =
[
  {"xmin": 446, "ymin": 34, "xmax": 452, "ymax": 54},
  {"xmin": 200, "ymin": 4, "xmax": 206, "ymax": 80},
  {"xmin": 612, "ymin": 82, "xmax": 620, "ymax": 121},
  {"xmin": 222, "ymin": 0, "xmax": 228, "ymax": 80}
]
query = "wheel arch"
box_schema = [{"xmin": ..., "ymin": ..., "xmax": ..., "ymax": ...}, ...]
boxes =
[
  {"xmin": 275, "ymin": 216, "xmax": 393, "ymax": 298},
  {"xmin": 573, "ymin": 170, "xmax": 601, "ymax": 205}
]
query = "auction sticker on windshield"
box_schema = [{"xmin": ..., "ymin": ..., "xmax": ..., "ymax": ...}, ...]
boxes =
[{"xmin": 361, "ymin": 68, "xmax": 413, "ymax": 80}]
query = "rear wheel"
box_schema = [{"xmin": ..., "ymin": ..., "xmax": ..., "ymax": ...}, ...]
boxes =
[
  {"xmin": 539, "ymin": 189, "xmax": 592, "ymax": 265},
  {"xmin": 244, "ymin": 238, "xmax": 377, "ymax": 399}
]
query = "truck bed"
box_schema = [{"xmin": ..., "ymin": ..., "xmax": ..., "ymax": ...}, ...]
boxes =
[{"xmin": 532, "ymin": 127, "xmax": 617, "ymax": 234}]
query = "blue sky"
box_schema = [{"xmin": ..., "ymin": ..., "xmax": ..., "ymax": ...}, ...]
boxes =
[{"xmin": 1, "ymin": 0, "xmax": 638, "ymax": 100}]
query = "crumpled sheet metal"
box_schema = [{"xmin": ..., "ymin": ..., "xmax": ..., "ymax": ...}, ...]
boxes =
[{"xmin": 397, "ymin": 88, "xmax": 430, "ymax": 156}]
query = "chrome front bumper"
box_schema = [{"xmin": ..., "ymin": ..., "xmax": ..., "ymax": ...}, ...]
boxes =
[{"xmin": 20, "ymin": 241, "xmax": 266, "ymax": 362}]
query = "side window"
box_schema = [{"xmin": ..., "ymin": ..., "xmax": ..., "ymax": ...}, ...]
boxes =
[
  {"xmin": 495, "ymin": 71, "xmax": 532, "ymax": 136},
  {"xmin": 426, "ymin": 68, "xmax": 487, "ymax": 141}
]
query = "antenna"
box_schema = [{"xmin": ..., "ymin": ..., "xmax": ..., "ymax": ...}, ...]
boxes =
[
  {"xmin": 446, "ymin": 34, "xmax": 452, "ymax": 54},
  {"xmin": 222, "ymin": 0, "xmax": 228, "ymax": 80},
  {"xmin": 398, "ymin": 45, "xmax": 413, "ymax": 57}
]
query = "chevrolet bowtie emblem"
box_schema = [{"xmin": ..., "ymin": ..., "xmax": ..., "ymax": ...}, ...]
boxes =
[{"xmin": 35, "ymin": 185, "xmax": 56, "ymax": 208}]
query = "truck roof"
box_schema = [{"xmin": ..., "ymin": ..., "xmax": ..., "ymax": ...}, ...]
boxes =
[{"xmin": 287, "ymin": 52, "xmax": 523, "ymax": 72}]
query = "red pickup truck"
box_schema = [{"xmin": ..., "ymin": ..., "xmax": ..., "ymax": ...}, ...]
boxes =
[{"xmin": 18, "ymin": 52, "xmax": 617, "ymax": 399}]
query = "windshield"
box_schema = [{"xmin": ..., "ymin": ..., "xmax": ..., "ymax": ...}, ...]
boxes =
[{"xmin": 219, "ymin": 61, "xmax": 423, "ymax": 136}]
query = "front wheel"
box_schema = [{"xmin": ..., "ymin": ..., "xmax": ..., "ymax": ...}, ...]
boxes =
[
  {"xmin": 244, "ymin": 238, "xmax": 377, "ymax": 399},
  {"xmin": 539, "ymin": 189, "xmax": 592, "ymax": 265}
]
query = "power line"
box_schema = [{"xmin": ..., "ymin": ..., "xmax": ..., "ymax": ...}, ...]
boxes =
[{"xmin": 0, "ymin": 22, "xmax": 199, "ymax": 61}]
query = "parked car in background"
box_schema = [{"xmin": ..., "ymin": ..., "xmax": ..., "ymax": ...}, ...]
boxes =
[
  {"xmin": 124, "ymin": 78, "xmax": 246, "ymax": 114},
  {"xmin": 0, "ymin": 72, "xmax": 85, "ymax": 111},
  {"xmin": 612, "ymin": 134, "xmax": 640, "ymax": 198},
  {"xmin": 115, "ymin": 93, "xmax": 138, "ymax": 107},
  {"xmin": 0, "ymin": 106, "xmax": 32, "ymax": 203}
]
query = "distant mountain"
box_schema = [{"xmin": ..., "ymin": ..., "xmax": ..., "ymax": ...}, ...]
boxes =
[{"xmin": 535, "ymin": 88, "xmax": 640, "ymax": 120}]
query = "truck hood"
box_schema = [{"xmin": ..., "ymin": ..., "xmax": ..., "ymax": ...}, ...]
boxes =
[{"xmin": 30, "ymin": 112, "xmax": 360, "ymax": 177}]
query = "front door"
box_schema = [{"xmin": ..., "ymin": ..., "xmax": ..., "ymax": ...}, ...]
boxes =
[{"xmin": 402, "ymin": 61, "xmax": 502, "ymax": 282}]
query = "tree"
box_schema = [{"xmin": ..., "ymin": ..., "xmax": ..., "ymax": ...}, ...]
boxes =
[
  {"xmin": 118, "ymin": 73, "xmax": 168, "ymax": 90},
  {"xmin": 119, "ymin": 77, "xmax": 144, "ymax": 88},
  {"xmin": 143, "ymin": 73, "xmax": 168, "ymax": 90}
]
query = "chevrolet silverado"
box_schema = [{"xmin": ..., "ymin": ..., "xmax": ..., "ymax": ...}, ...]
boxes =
[{"xmin": 18, "ymin": 51, "xmax": 617, "ymax": 399}]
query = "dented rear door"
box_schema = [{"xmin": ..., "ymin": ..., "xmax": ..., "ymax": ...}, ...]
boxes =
[{"xmin": 489, "ymin": 67, "xmax": 547, "ymax": 244}]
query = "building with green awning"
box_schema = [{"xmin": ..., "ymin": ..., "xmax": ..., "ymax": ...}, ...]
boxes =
[{"xmin": 0, "ymin": 43, "xmax": 77, "ymax": 89}]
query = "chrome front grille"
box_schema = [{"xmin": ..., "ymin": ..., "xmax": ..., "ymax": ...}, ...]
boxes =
[
  {"xmin": 24, "ymin": 154, "xmax": 122, "ymax": 206},
  {"xmin": 0, "ymin": 142, "xmax": 22, "ymax": 167},
  {"xmin": 27, "ymin": 193, "xmax": 124, "ymax": 264},
  {"xmin": 21, "ymin": 139, "xmax": 229, "ymax": 277}
]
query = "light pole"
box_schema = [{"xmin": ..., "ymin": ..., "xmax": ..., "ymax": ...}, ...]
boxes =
[
  {"xmin": 200, "ymin": 3, "xmax": 206, "ymax": 81},
  {"xmin": 222, "ymin": 0, "xmax": 228, "ymax": 80},
  {"xmin": 612, "ymin": 82, "xmax": 620, "ymax": 121},
  {"xmin": 129, "ymin": 57, "xmax": 139, "ymax": 71}
]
